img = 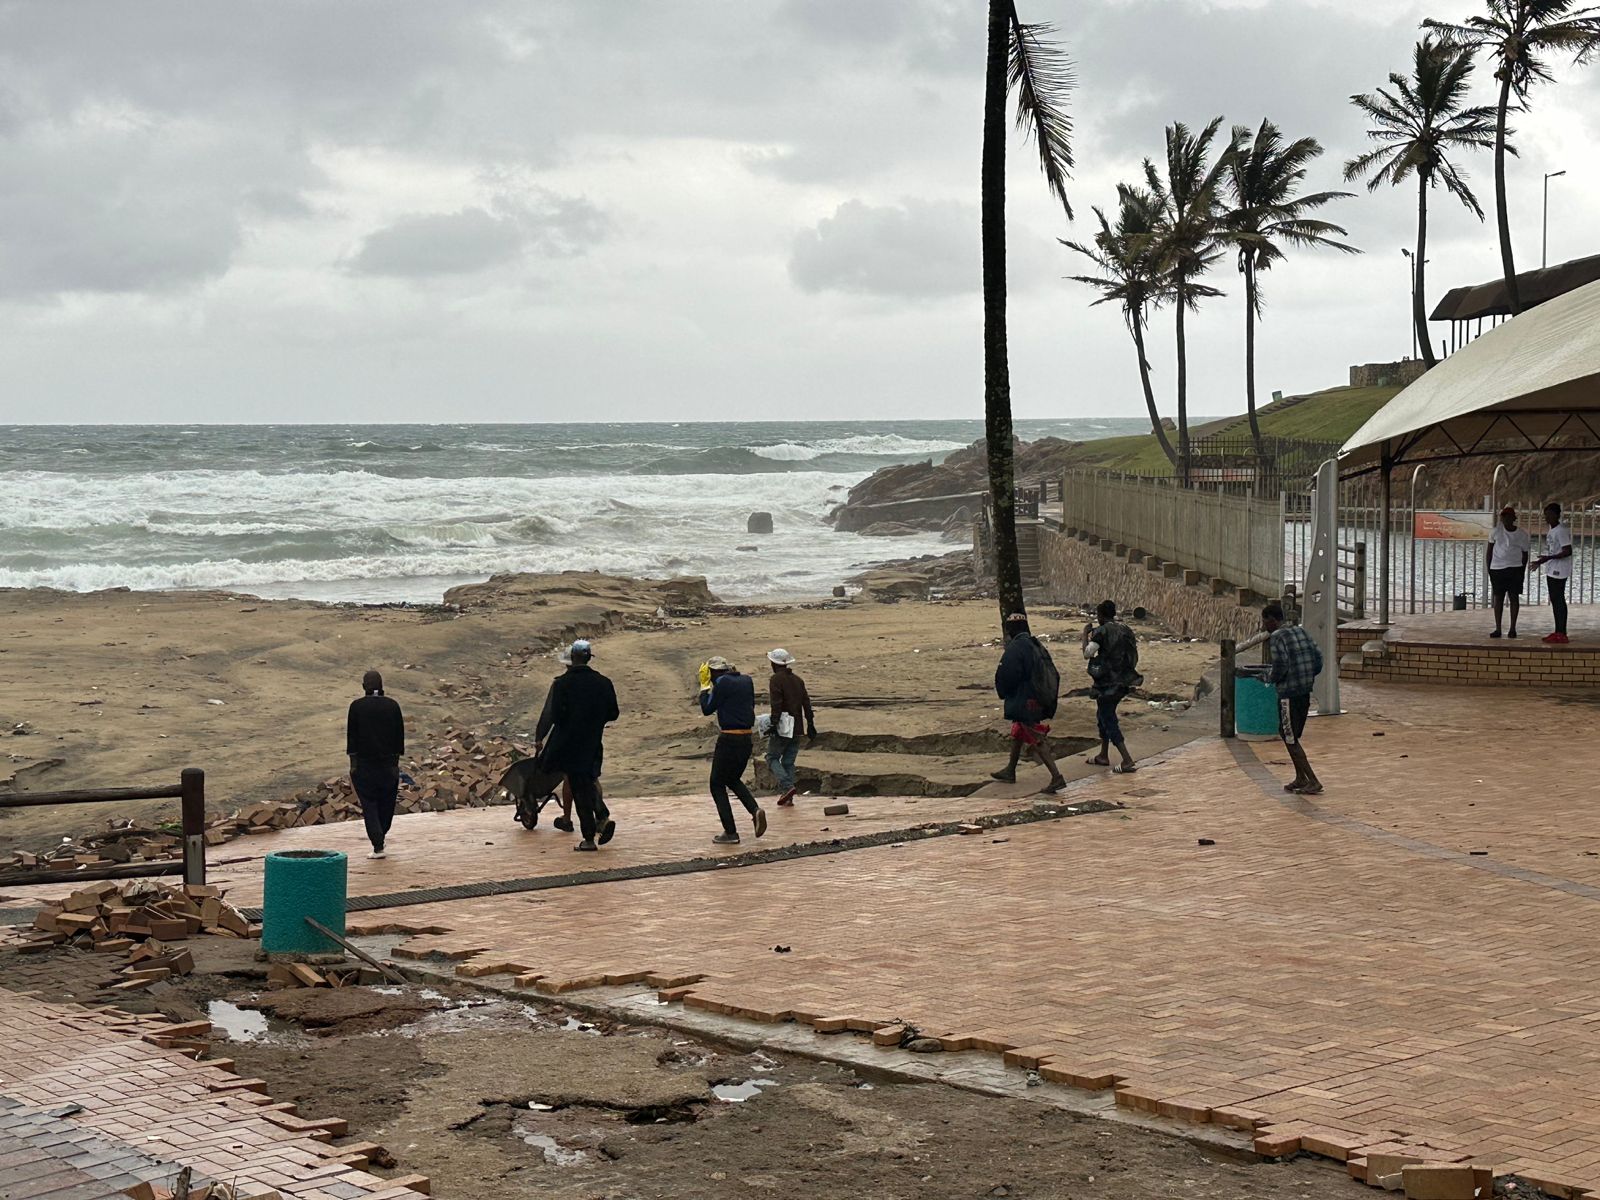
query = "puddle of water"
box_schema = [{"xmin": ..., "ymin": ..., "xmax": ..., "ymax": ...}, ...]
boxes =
[
  {"xmin": 712, "ymin": 1078, "xmax": 779, "ymax": 1103},
  {"xmin": 560, "ymin": 1016, "xmax": 601, "ymax": 1035},
  {"xmin": 207, "ymin": 1000, "xmax": 270, "ymax": 1043},
  {"xmin": 515, "ymin": 1128, "xmax": 590, "ymax": 1166}
]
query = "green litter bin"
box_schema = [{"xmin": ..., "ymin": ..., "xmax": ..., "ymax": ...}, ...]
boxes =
[
  {"xmin": 262, "ymin": 849, "xmax": 347, "ymax": 961},
  {"xmin": 1235, "ymin": 673, "xmax": 1281, "ymax": 741}
]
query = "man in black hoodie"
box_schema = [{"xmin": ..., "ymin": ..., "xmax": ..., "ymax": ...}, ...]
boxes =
[
  {"xmin": 347, "ymin": 669, "xmax": 404, "ymax": 859},
  {"xmin": 535, "ymin": 640, "xmax": 619, "ymax": 852}
]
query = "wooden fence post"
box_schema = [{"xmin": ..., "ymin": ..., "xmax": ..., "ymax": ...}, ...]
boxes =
[
  {"xmin": 181, "ymin": 768, "xmax": 206, "ymax": 886},
  {"xmin": 1220, "ymin": 640, "xmax": 1237, "ymax": 739}
]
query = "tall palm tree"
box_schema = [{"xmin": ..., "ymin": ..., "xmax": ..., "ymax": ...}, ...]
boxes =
[
  {"xmin": 1061, "ymin": 186, "xmax": 1180, "ymax": 467},
  {"xmin": 1225, "ymin": 121, "xmax": 1359, "ymax": 452},
  {"xmin": 1145, "ymin": 118, "xmax": 1237, "ymax": 482},
  {"xmin": 1344, "ymin": 38, "xmax": 1502, "ymax": 368},
  {"xmin": 1425, "ymin": 1, "xmax": 1600, "ymax": 313},
  {"xmin": 982, "ymin": 0, "xmax": 1074, "ymax": 627}
]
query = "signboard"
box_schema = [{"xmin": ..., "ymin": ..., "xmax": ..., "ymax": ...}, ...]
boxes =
[{"xmin": 1413, "ymin": 510, "xmax": 1495, "ymax": 542}]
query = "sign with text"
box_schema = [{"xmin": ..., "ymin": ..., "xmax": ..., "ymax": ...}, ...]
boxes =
[{"xmin": 1413, "ymin": 510, "xmax": 1495, "ymax": 542}]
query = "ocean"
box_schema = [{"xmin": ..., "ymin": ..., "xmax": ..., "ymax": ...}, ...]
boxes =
[{"xmin": 0, "ymin": 419, "xmax": 1150, "ymax": 603}]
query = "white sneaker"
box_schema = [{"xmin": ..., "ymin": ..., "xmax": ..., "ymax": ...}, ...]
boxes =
[{"xmin": 367, "ymin": 848, "xmax": 387, "ymax": 860}]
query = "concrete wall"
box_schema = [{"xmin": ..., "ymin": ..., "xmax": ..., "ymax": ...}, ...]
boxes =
[
  {"xmin": 1036, "ymin": 526, "xmax": 1266, "ymax": 644},
  {"xmin": 1060, "ymin": 472, "xmax": 1284, "ymax": 598},
  {"xmin": 1348, "ymin": 360, "xmax": 1429, "ymax": 389}
]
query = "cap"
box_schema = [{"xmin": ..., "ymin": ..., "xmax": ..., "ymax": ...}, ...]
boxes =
[
  {"xmin": 767, "ymin": 648, "xmax": 795, "ymax": 666},
  {"xmin": 1005, "ymin": 612, "xmax": 1029, "ymax": 623},
  {"xmin": 570, "ymin": 639, "xmax": 593, "ymax": 659},
  {"xmin": 707, "ymin": 655, "xmax": 732, "ymax": 671}
]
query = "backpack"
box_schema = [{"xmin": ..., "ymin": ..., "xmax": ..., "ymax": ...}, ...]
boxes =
[{"xmin": 1027, "ymin": 636, "xmax": 1061, "ymax": 720}]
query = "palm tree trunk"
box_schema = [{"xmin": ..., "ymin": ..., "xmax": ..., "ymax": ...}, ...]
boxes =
[
  {"xmin": 1244, "ymin": 260, "xmax": 1262, "ymax": 453},
  {"xmin": 982, "ymin": 0, "xmax": 1024, "ymax": 626},
  {"xmin": 1175, "ymin": 292, "xmax": 1191, "ymax": 483},
  {"xmin": 1415, "ymin": 175, "xmax": 1437, "ymax": 369},
  {"xmin": 1131, "ymin": 316, "xmax": 1178, "ymax": 466},
  {"xmin": 1493, "ymin": 71, "xmax": 1520, "ymax": 315}
]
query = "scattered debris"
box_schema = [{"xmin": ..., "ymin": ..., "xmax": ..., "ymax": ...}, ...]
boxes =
[
  {"xmin": 822, "ymin": 802, "xmax": 850, "ymax": 816},
  {"xmin": 1198, "ymin": 838, "xmax": 1216, "ymax": 847},
  {"xmin": 27, "ymin": 880, "xmax": 257, "ymax": 968}
]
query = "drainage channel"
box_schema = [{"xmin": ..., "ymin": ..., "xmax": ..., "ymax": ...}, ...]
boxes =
[{"xmin": 234, "ymin": 790, "xmax": 1124, "ymax": 922}]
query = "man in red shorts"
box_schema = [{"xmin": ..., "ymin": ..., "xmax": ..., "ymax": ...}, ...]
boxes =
[{"xmin": 990, "ymin": 613, "xmax": 1066, "ymax": 794}]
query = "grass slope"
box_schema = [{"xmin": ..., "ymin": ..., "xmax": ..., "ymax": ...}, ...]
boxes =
[{"xmin": 1061, "ymin": 385, "xmax": 1402, "ymax": 476}]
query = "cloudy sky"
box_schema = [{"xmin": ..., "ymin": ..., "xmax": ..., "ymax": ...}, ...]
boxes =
[{"xmin": 1, "ymin": 0, "xmax": 1596, "ymax": 425}]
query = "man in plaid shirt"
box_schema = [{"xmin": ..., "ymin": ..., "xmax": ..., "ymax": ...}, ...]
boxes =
[{"xmin": 1263, "ymin": 602, "xmax": 1323, "ymax": 795}]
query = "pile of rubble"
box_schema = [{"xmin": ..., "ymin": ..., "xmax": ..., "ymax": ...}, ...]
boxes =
[
  {"xmin": 266, "ymin": 962, "xmax": 384, "ymax": 990},
  {"xmin": 2, "ymin": 728, "xmax": 525, "ymax": 877},
  {"xmin": 24, "ymin": 879, "xmax": 256, "ymax": 996}
]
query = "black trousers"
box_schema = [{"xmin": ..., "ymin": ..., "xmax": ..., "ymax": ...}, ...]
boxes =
[
  {"xmin": 351, "ymin": 756, "xmax": 399, "ymax": 850},
  {"xmin": 710, "ymin": 733, "xmax": 758, "ymax": 835},
  {"xmin": 1549, "ymin": 576, "xmax": 1569, "ymax": 635},
  {"xmin": 566, "ymin": 772, "xmax": 610, "ymax": 841}
]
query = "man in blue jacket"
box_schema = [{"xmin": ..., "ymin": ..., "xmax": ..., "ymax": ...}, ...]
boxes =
[
  {"xmin": 990, "ymin": 614, "xmax": 1067, "ymax": 793},
  {"xmin": 698, "ymin": 656, "xmax": 768, "ymax": 844}
]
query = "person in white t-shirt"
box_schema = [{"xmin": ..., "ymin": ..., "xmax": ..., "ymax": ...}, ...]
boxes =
[
  {"xmin": 1485, "ymin": 506, "xmax": 1531, "ymax": 638},
  {"xmin": 1532, "ymin": 502, "xmax": 1574, "ymax": 644}
]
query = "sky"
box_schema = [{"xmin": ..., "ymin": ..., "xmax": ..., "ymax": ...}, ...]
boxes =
[{"xmin": 0, "ymin": 0, "xmax": 1596, "ymax": 425}]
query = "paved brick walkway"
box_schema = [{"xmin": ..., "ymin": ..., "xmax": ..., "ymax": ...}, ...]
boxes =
[
  {"xmin": 344, "ymin": 683, "xmax": 1600, "ymax": 1197},
  {"xmin": 0, "ymin": 986, "xmax": 424, "ymax": 1200}
]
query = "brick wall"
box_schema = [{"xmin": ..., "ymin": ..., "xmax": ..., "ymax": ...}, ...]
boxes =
[
  {"xmin": 1348, "ymin": 360, "xmax": 1429, "ymax": 389},
  {"xmin": 1343, "ymin": 640, "xmax": 1600, "ymax": 687},
  {"xmin": 1036, "ymin": 526, "xmax": 1264, "ymax": 643}
]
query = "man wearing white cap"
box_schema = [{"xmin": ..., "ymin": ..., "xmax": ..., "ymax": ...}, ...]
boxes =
[
  {"xmin": 765, "ymin": 648, "xmax": 815, "ymax": 807},
  {"xmin": 535, "ymin": 639, "xmax": 618, "ymax": 851},
  {"xmin": 697, "ymin": 656, "xmax": 767, "ymax": 844}
]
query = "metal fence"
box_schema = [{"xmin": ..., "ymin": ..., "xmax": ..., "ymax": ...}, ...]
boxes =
[
  {"xmin": 1061, "ymin": 470, "xmax": 1286, "ymax": 598},
  {"xmin": 1285, "ymin": 473, "xmax": 1598, "ymax": 617}
]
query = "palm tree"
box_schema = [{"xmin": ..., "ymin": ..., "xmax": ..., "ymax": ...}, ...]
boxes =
[
  {"xmin": 1061, "ymin": 186, "xmax": 1180, "ymax": 467},
  {"xmin": 1225, "ymin": 121, "xmax": 1359, "ymax": 452},
  {"xmin": 1145, "ymin": 118, "xmax": 1237, "ymax": 482},
  {"xmin": 1425, "ymin": 1, "xmax": 1600, "ymax": 313},
  {"xmin": 1344, "ymin": 38, "xmax": 1502, "ymax": 368},
  {"xmin": 982, "ymin": 0, "xmax": 1074, "ymax": 626}
]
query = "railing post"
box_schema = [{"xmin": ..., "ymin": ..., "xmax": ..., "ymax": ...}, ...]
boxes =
[
  {"xmin": 181, "ymin": 767, "xmax": 206, "ymax": 886},
  {"xmin": 1220, "ymin": 639, "xmax": 1237, "ymax": 739},
  {"xmin": 1353, "ymin": 542, "xmax": 1367, "ymax": 621}
]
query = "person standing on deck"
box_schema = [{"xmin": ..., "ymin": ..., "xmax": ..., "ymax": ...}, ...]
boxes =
[
  {"xmin": 1533, "ymin": 503, "xmax": 1574, "ymax": 644},
  {"xmin": 347, "ymin": 670, "xmax": 404, "ymax": 860},
  {"xmin": 1486, "ymin": 506, "xmax": 1531, "ymax": 639},
  {"xmin": 698, "ymin": 656, "xmax": 768, "ymax": 844},
  {"xmin": 765, "ymin": 649, "xmax": 815, "ymax": 807}
]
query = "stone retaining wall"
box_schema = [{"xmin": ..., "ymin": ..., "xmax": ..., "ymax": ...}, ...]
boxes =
[
  {"xmin": 1036, "ymin": 526, "xmax": 1265, "ymax": 643},
  {"xmin": 1348, "ymin": 359, "xmax": 1428, "ymax": 389}
]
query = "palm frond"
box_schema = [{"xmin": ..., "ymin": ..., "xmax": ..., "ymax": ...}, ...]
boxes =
[{"xmin": 1007, "ymin": 16, "xmax": 1075, "ymax": 218}]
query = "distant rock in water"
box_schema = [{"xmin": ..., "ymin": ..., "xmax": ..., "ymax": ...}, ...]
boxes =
[{"xmin": 747, "ymin": 512, "xmax": 774, "ymax": 534}]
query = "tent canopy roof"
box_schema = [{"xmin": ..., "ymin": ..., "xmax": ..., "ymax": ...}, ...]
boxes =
[
  {"xmin": 1340, "ymin": 277, "xmax": 1600, "ymax": 477},
  {"xmin": 1428, "ymin": 253, "xmax": 1600, "ymax": 323}
]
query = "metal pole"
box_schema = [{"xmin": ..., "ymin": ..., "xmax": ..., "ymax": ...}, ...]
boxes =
[
  {"xmin": 1220, "ymin": 639, "xmax": 1237, "ymax": 739},
  {"xmin": 1409, "ymin": 465, "xmax": 1424, "ymax": 614},
  {"xmin": 181, "ymin": 767, "xmax": 206, "ymax": 886},
  {"xmin": 1543, "ymin": 170, "xmax": 1564, "ymax": 269},
  {"xmin": 1379, "ymin": 444, "xmax": 1393, "ymax": 626}
]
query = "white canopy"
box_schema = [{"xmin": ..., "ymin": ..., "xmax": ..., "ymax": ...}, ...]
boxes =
[{"xmin": 1339, "ymin": 277, "xmax": 1600, "ymax": 477}]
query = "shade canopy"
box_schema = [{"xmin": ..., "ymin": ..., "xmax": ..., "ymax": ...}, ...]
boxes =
[
  {"xmin": 1428, "ymin": 253, "xmax": 1600, "ymax": 324},
  {"xmin": 1339, "ymin": 277, "xmax": 1600, "ymax": 477}
]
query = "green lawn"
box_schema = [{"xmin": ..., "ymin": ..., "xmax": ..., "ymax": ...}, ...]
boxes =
[{"xmin": 1060, "ymin": 384, "xmax": 1404, "ymax": 476}]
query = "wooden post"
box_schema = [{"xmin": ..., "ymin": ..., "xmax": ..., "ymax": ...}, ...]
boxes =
[
  {"xmin": 181, "ymin": 767, "xmax": 206, "ymax": 886},
  {"xmin": 1220, "ymin": 639, "xmax": 1237, "ymax": 739}
]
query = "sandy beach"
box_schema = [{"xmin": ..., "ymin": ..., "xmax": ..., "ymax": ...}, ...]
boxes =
[{"xmin": 0, "ymin": 572, "xmax": 1214, "ymax": 855}]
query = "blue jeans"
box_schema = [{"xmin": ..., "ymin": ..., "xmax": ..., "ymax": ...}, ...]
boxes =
[
  {"xmin": 766, "ymin": 734, "xmax": 800, "ymax": 792},
  {"xmin": 1095, "ymin": 693, "xmax": 1126, "ymax": 750}
]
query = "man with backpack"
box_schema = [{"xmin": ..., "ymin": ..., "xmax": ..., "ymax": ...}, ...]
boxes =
[
  {"xmin": 989, "ymin": 612, "xmax": 1066, "ymax": 794},
  {"xmin": 1082, "ymin": 600, "xmax": 1142, "ymax": 773},
  {"xmin": 1262, "ymin": 602, "xmax": 1324, "ymax": 795}
]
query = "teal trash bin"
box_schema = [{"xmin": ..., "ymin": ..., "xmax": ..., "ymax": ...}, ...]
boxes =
[
  {"xmin": 1235, "ymin": 674, "xmax": 1281, "ymax": 740},
  {"xmin": 262, "ymin": 849, "xmax": 347, "ymax": 960}
]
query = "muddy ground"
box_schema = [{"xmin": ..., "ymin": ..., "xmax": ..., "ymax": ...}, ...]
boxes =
[
  {"xmin": 0, "ymin": 576, "xmax": 1214, "ymax": 853},
  {"xmin": 2, "ymin": 941, "xmax": 1365, "ymax": 1200}
]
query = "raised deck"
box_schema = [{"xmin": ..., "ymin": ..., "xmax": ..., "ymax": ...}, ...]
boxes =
[{"xmin": 1338, "ymin": 607, "xmax": 1600, "ymax": 687}]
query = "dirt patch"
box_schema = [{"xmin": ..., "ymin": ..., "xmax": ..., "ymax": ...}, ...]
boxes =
[{"xmin": 247, "ymin": 985, "xmax": 447, "ymax": 1032}]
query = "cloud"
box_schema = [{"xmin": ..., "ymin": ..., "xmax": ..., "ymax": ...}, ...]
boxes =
[
  {"xmin": 346, "ymin": 191, "xmax": 608, "ymax": 277},
  {"xmin": 789, "ymin": 198, "xmax": 977, "ymax": 299}
]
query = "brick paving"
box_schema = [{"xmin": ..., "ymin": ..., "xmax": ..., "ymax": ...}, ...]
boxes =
[
  {"xmin": 341, "ymin": 683, "xmax": 1600, "ymax": 1197},
  {"xmin": 0, "ymin": 986, "xmax": 425, "ymax": 1200}
]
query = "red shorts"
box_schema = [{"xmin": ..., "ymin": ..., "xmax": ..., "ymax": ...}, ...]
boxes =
[{"xmin": 1010, "ymin": 721, "xmax": 1050, "ymax": 746}]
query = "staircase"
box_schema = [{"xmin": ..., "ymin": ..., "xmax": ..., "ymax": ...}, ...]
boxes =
[{"xmin": 1017, "ymin": 522, "xmax": 1042, "ymax": 587}]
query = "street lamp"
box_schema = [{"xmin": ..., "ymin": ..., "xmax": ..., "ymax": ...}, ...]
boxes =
[
  {"xmin": 1543, "ymin": 169, "xmax": 1566, "ymax": 268},
  {"xmin": 1401, "ymin": 249, "xmax": 1429, "ymax": 359}
]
